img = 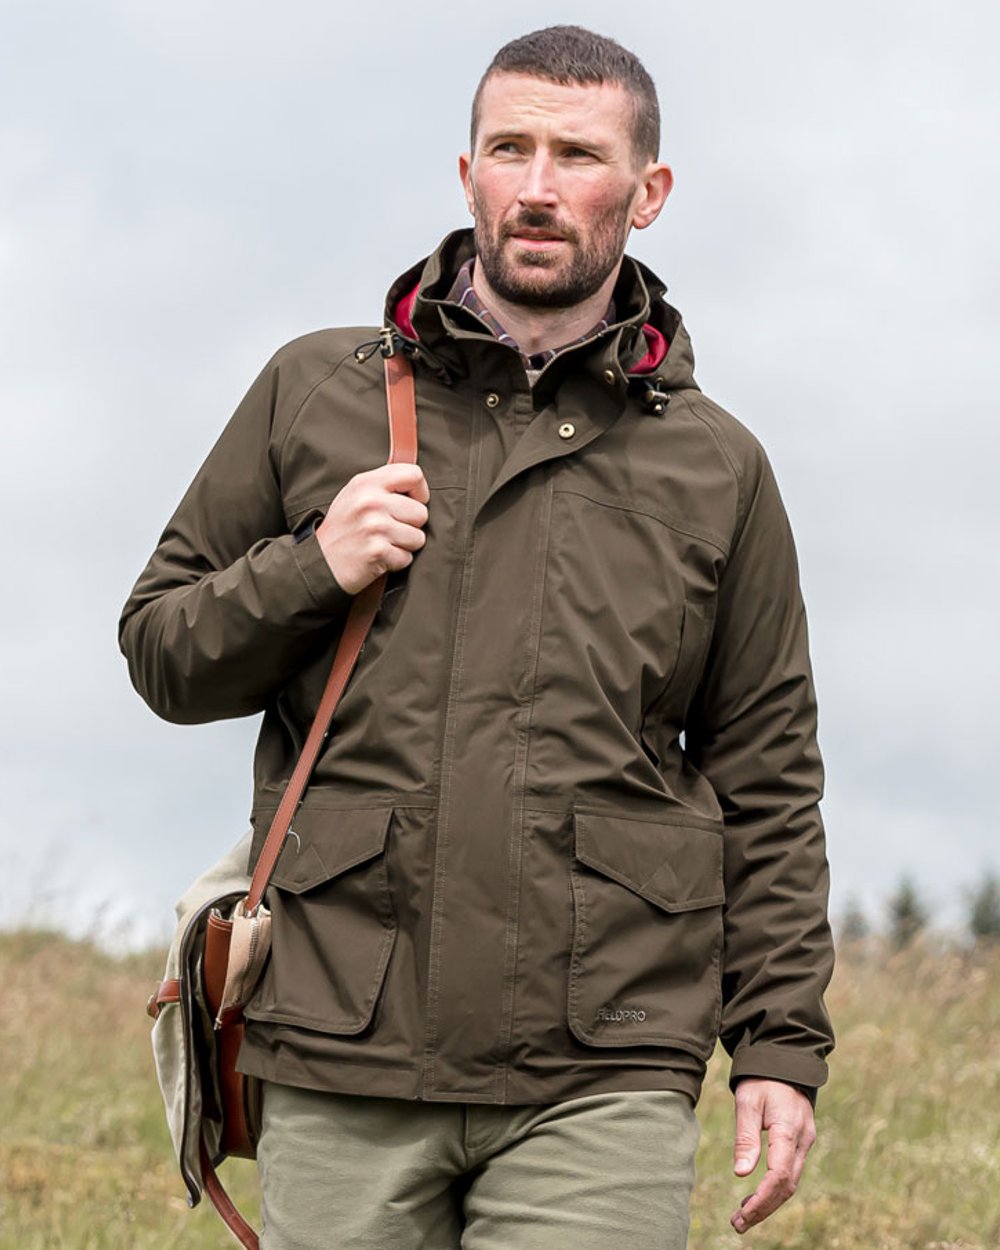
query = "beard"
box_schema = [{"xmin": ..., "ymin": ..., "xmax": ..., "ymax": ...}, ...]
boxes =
[{"xmin": 471, "ymin": 189, "xmax": 636, "ymax": 310}]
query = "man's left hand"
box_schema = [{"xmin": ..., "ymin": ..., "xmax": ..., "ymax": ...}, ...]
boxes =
[{"xmin": 730, "ymin": 1078, "xmax": 816, "ymax": 1235}]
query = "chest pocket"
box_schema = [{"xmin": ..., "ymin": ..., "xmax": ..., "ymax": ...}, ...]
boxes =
[
  {"xmin": 543, "ymin": 489, "xmax": 707, "ymax": 685},
  {"xmin": 530, "ymin": 491, "xmax": 716, "ymax": 793}
]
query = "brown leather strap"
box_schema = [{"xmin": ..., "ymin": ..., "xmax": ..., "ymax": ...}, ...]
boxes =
[
  {"xmin": 245, "ymin": 351, "xmax": 417, "ymax": 916},
  {"xmin": 200, "ymin": 1134, "xmax": 260, "ymax": 1250},
  {"xmin": 147, "ymin": 978, "xmax": 181, "ymax": 1019},
  {"xmin": 385, "ymin": 349, "xmax": 418, "ymax": 463}
]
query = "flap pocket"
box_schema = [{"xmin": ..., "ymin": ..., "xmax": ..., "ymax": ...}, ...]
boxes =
[
  {"xmin": 249, "ymin": 805, "xmax": 393, "ymax": 895},
  {"xmin": 574, "ymin": 812, "xmax": 724, "ymax": 912},
  {"xmin": 244, "ymin": 803, "xmax": 398, "ymax": 1035},
  {"xmin": 568, "ymin": 810, "xmax": 725, "ymax": 1057}
]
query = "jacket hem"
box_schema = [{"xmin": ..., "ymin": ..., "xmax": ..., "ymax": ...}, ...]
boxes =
[{"xmin": 238, "ymin": 1035, "xmax": 707, "ymax": 1107}]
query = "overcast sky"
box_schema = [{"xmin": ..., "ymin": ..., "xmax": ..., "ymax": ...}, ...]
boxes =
[{"xmin": 1, "ymin": 0, "xmax": 997, "ymax": 946}]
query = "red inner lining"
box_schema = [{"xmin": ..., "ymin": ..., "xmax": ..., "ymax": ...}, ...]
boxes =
[{"xmin": 393, "ymin": 283, "xmax": 668, "ymax": 374}]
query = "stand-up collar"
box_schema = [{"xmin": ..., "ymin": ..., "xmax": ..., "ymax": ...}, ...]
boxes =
[{"xmin": 383, "ymin": 229, "xmax": 698, "ymax": 398}]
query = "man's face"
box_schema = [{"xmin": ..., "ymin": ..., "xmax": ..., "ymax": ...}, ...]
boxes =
[{"xmin": 460, "ymin": 73, "xmax": 671, "ymax": 310}]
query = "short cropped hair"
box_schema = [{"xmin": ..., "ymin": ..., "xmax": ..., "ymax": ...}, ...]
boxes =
[{"xmin": 470, "ymin": 25, "xmax": 661, "ymax": 164}]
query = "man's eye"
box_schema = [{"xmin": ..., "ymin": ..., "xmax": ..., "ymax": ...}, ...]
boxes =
[
  {"xmin": 564, "ymin": 147, "xmax": 595, "ymax": 159},
  {"xmin": 492, "ymin": 142, "xmax": 521, "ymax": 155}
]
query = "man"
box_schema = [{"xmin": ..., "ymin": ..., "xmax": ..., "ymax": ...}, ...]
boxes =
[{"xmin": 121, "ymin": 25, "xmax": 834, "ymax": 1250}]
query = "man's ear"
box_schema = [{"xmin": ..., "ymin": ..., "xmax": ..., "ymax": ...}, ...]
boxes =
[
  {"xmin": 631, "ymin": 163, "xmax": 674, "ymax": 231},
  {"xmin": 459, "ymin": 153, "xmax": 475, "ymax": 217}
]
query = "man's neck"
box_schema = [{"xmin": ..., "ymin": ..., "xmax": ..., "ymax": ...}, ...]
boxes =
[{"xmin": 471, "ymin": 261, "xmax": 620, "ymax": 358}]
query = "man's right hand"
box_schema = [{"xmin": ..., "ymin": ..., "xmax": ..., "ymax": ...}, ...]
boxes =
[{"xmin": 315, "ymin": 463, "xmax": 430, "ymax": 594}]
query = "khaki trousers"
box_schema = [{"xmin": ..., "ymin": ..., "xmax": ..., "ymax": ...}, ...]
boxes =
[{"xmin": 257, "ymin": 1083, "xmax": 699, "ymax": 1250}]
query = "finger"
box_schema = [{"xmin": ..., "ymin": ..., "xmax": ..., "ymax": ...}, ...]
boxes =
[
  {"xmin": 730, "ymin": 1126, "xmax": 799, "ymax": 1233},
  {"xmin": 386, "ymin": 493, "xmax": 430, "ymax": 529},
  {"xmin": 732, "ymin": 1089, "xmax": 763, "ymax": 1177},
  {"xmin": 382, "ymin": 520, "xmax": 425, "ymax": 555},
  {"xmin": 360, "ymin": 520, "xmax": 425, "ymax": 560},
  {"xmin": 381, "ymin": 543, "xmax": 418, "ymax": 574},
  {"xmin": 405, "ymin": 471, "xmax": 430, "ymax": 505},
  {"xmin": 344, "ymin": 525, "xmax": 426, "ymax": 582},
  {"xmin": 364, "ymin": 535, "xmax": 424, "ymax": 577},
  {"xmin": 731, "ymin": 1171, "xmax": 795, "ymax": 1234},
  {"xmin": 768, "ymin": 1098, "xmax": 815, "ymax": 1193},
  {"xmin": 389, "ymin": 463, "xmax": 431, "ymax": 504},
  {"xmin": 360, "ymin": 463, "xmax": 428, "ymax": 498},
  {"xmin": 789, "ymin": 1118, "xmax": 816, "ymax": 1190}
]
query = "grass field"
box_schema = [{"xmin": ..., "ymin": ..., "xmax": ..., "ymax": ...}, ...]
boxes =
[{"xmin": 1, "ymin": 929, "xmax": 997, "ymax": 1249}]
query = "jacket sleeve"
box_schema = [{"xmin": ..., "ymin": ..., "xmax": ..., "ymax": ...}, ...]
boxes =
[
  {"xmin": 685, "ymin": 444, "xmax": 835, "ymax": 1093},
  {"xmin": 118, "ymin": 354, "xmax": 354, "ymax": 724}
]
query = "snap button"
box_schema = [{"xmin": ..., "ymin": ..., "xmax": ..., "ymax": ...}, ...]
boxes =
[
  {"xmin": 558, "ymin": 422, "xmax": 576, "ymax": 440},
  {"xmin": 603, "ymin": 369, "xmax": 616, "ymax": 386},
  {"xmin": 485, "ymin": 391, "xmax": 501, "ymax": 409}
]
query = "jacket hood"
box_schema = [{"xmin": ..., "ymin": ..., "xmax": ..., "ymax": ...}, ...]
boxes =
[{"xmin": 382, "ymin": 229, "xmax": 698, "ymax": 396}]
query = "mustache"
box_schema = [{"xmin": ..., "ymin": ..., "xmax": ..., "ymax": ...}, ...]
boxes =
[{"xmin": 500, "ymin": 211, "xmax": 578, "ymax": 244}]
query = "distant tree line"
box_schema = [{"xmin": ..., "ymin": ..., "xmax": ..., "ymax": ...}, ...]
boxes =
[{"xmin": 837, "ymin": 872, "xmax": 1000, "ymax": 949}]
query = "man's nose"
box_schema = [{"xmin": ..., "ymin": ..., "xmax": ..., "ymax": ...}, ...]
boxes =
[{"xmin": 517, "ymin": 151, "xmax": 559, "ymax": 208}]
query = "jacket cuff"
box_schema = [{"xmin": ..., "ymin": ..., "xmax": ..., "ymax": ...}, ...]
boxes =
[
  {"xmin": 728, "ymin": 1041, "xmax": 829, "ymax": 1093},
  {"xmin": 290, "ymin": 530, "xmax": 355, "ymax": 618},
  {"xmin": 731, "ymin": 1076, "xmax": 817, "ymax": 1108}
]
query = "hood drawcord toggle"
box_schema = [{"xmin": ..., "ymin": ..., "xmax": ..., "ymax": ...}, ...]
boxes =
[
  {"xmin": 354, "ymin": 326, "xmax": 404, "ymax": 364},
  {"xmin": 355, "ymin": 329, "xmax": 456, "ymax": 387},
  {"xmin": 638, "ymin": 377, "xmax": 670, "ymax": 416}
]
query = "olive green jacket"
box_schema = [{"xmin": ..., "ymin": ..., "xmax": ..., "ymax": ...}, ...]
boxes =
[{"xmin": 120, "ymin": 230, "xmax": 834, "ymax": 1105}]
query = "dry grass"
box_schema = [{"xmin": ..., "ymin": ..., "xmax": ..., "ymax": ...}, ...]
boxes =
[
  {"xmin": 0, "ymin": 929, "xmax": 258, "ymax": 1249},
  {"xmin": 692, "ymin": 940, "xmax": 1000, "ymax": 1250},
  {"xmin": 1, "ymin": 929, "xmax": 997, "ymax": 1248}
]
